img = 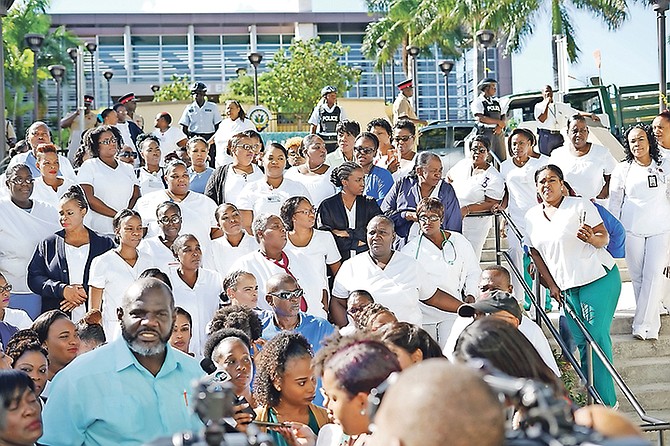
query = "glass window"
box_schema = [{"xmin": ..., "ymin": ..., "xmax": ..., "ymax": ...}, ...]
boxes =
[
  {"xmin": 162, "ymin": 35, "xmax": 187, "ymax": 45},
  {"xmin": 258, "ymin": 35, "xmax": 280, "ymax": 44},
  {"xmin": 195, "ymin": 35, "xmax": 220, "ymax": 45},
  {"xmin": 99, "ymin": 36, "xmax": 123, "ymax": 45},
  {"xmin": 223, "ymin": 35, "xmax": 250, "ymax": 45},
  {"xmin": 131, "ymin": 35, "xmax": 159, "ymax": 45}
]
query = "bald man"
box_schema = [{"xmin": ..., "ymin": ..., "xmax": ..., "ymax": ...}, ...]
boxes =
[
  {"xmin": 259, "ymin": 273, "xmax": 334, "ymax": 353},
  {"xmin": 368, "ymin": 359, "xmax": 504, "ymax": 446}
]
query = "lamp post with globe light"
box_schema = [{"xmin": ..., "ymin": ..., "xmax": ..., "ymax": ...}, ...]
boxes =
[
  {"xmin": 376, "ymin": 38, "xmax": 387, "ymax": 103},
  {"xmin": 85, "ymin": 42, "xmax": 97, "ymax": 100},
  {"xmin": 406, "ymin": 45, "xmax": 420, "ymax": 112},
  {"xmin": 439, "ymin": 60, "xmax": 455, "ymax": 121},
  {"xmin": 654, "ymin": 0, "xmax": 670, "ymax": 111},
  {"xmin": 48, "ymin": 64, "xmax": 66, "ymax": 147},
  {"xmin": 248, "ymin": 52, "xmax": 263, "ymax": 106},
  {"xmin": 0, "ymin": 0, "xmax": 16, "ymax": 159},
  {"xmin": 25, "ymin": 33, "xmax": 45, "ymax": 122},
  {"xmin": 103, "ymin": 70, "xmax": 114, "ymax": 106}
]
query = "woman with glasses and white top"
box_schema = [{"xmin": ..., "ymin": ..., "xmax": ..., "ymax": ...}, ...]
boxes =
[
  {"xmin": 401, "ymin": 197, "xmax": 481, "ymax": 346},
  {"xmin": 77, "ymin": 126, "xmax": 141, "ymax": 236},
  {"xmin": 284, "ymin": 134, "xmax": 337, "ymax": 208},
  {"xmin": 204, "ymin": 130, "xmax": 264, "ymax": 206},
  {"xmin": 446, "ymin": 135, "xmax": 504, "ymax": 261},
  {"xmin": 138, "ymin": 201, "xmax": 183, "ymax": 274},
  {"xmin": 280, "ymin": 196, "xmax": 341, "ymax": 314}
]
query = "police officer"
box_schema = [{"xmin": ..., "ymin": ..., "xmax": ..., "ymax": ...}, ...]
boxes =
[
  {"xmin": 392, "ymin": 78, "xmax": 427, "ymax": 126},
  {"xmin": 471, "ymin": 78, "xmax": 506, "ymax": 161},
  {"xmin": 308, "ymin": 85, "xmax": 347, "ymax": 153},
  {"xmin": 118, "ymin": 92, "xmax": 144, "ymax": 130},
  {"xmin": 60, "ymin": 94, "xmax": 97, "ymax": 161},
  {"xmin": 179, "ymin": 82, "xmax": 222, "ymax": 166}
]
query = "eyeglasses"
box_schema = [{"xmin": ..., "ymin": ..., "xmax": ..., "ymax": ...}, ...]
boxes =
[
  {"xmin": 471, "ymin": 147, "xmax": 488, "ymax": 154},
  {"xmin": 418, "ymin": 214, "xmax": 441, "ymax": 223},
  {"xmin": 234, "ymin": 143, "xmax": 262, "ymax": 152},
  {"xmin": 9, "ymin": 177, "xmax": 34, "ymax": 186},
  {"xmin": 354, "ymin": 146, "xmax": 376, "ymax": 155},
  {"xmin": 119, "ymin": 152, "xmax": 138, "ymax": 159},
  {"xmin": 269, "ymin": 288, "xmax": 304, "ymax": 301},
  {"xmin": 0, "ymin": 284, "xmax": 12, "ymax": 293},
  {"xmin": 100, "ymin": 137, "xmax": 118, "ymax": 145},
  {"xmin": 392, "ymin": 135, "xmax": 413, "ymax": 143},
  {"xmin": 158, "ymin": 215, "xmax": 182, "ymax": 225},
  {"xmin": 294, "ymin": 207, "xmax": 316, "ymax": 216}
]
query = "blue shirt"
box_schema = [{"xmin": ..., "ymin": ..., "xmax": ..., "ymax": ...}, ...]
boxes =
[
  {"xmin": 594, "ymin": 202, "xmax": 626, "ymax": 259},
  {"xmin": 260, "ymin": 312, "xmax": 335, "ymax": 353},
  {"xmin": 365, "ymin": 165, "xmax": 394, "ymax": 205},
  {"xmin": 188, "ymin": 167, "xmax": 215, "ymax": 194},
  {"xmin": 40, "ymin": 338, "xmax": 205, "ymax": 446}
]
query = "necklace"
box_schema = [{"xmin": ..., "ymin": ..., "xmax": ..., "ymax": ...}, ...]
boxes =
[{"xmin": 308, "ymin": 162, "xmax": 324, "ymax": 173}]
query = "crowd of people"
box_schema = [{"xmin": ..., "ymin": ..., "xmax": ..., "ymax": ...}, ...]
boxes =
[{"xmin": 0, "ymin": 78, "xmax": 666, "ymax": 446}]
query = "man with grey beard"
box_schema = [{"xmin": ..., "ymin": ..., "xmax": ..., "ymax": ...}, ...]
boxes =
[{"xmin": 40, "ymin": 278, "xmax": 204, "ymax": 446}]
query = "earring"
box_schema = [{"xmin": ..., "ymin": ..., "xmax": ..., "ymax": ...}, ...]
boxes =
[{"xmin": 360, "ymin": 408, "xmax": 366, "ymax": 416}]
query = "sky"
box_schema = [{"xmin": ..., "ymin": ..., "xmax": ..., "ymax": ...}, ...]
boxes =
[{"xmin": 511, "ymin": 2, "xmax": 664, "ymax": 93}]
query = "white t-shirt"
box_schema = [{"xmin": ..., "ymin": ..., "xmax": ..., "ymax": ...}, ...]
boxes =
[
  {"xmin": 525, "ymin": 196, "xmax": 615, "ymax": 290},
  {"xmin": 137, "ymin": 168, "xmax": 166, "ymax": 196},
  {"xmin": 533, "ymin": 101, "xmax": 577, "ymax": 131},
  {"xmin": 332, "ymin": 251, "xmax": 436, "ymax": 325},
  {"xmin": 0, "ymin": 199, "xmax": 60, "ymax": 293},
  {"xmin": 402, "ymin": 232, "xmax": 481, "ymax": 324},
  {"xmin": 209, "ymin": 233, "xmax": 258, "ymax": 278},
  {"xmin": 447, "ymin": 159, "xmax": 505, "ymax": 206},
  {"xmin": 549, "ymin": 144, "xmax": 617, "ymax": 200},
  {"xmin": 77, "ymin": 158, "xmax": 139, "ymax": 235},
  {"xmin": 222, "ymin": 164, "xmax": 264, "ymax": 207},
  {"xmin": 31, "ymin": 177, "xmax": 77, "ymax": 209},
  {"xmin": 3, "ymin": 308, "xmax": 33, "ymax": 329},
  {"xmin": 152, "ymin": 127, "xmax": 187, "ymax": 162},
  {"xmin": 611, "ymin": 159, "xmax": 670, "ymax": 236},
  {"xmin": 8, "ymin": 152, "xmax": 77, "ymax": 182},
  {"xmin": 88, "ymin": 250, "xmax": 154, "ymax": 340},
  {"xmin": 237, "ymin": 178, "xmax": 310, "ymax": 217},
  {"xmin": 114, "ymin": 122, "xmax": 136, "ymax": 150},
  {"xmin": 284, "ymin": 166, "xmax": 337, "ymax": 208},
  {"xmin": 179, "ymin": 101, "xmax": 222, "ymax": 134},
  {"xmin": 212, "ymin": 118, "xmax": 257, "ymax": 167},
  {"xmin": 391, "ymin": 157, "xmax": 415, "ymax": 182},
  {"xmin": 168, "ymin": 267, "xmax": 223, "ymax": 356},
  {"xmin": 285, "ymin": 230, "xmax": 341, "ymax": 292},
  {"xmin": 138, "ymin": 236, "xmax": 180, "ymax": 274},
  {"xmin": 499, "ymin": 156, "xmax": 549, "ymax": 234},
  {"xmin": 135, "ymin": 190, "xmax": 218, "ymax": 251},
  {"xmin": 65, "ymin": 243, "xmax": 90, "ymax": 322},
  {"xmin": 230, "ymin": 250, "xmax": 328, "ymax": 319}
]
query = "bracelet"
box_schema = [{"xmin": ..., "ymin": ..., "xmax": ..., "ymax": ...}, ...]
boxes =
[{"xmin": 465, "ymin": 205, "xmax": 470, "ymax": 216}]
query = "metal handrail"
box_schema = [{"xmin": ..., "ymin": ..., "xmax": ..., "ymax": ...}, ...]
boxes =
[{"xmin": 490, "ymin": 209, "xmax": 668, "ymax": 430}]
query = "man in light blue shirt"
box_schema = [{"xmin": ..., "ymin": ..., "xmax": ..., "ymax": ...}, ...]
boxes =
[{"xmin": 40, "ymin": 278, "xmax": 204, "ymax": 446}]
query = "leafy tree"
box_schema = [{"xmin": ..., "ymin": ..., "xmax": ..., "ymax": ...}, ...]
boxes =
[
  {"xmin": 153, "ymin": 74, "xmax": 192, "ymax": 102},
  {"xmin": 219, "ymin": 73, "xmax": 255, "ymax": 105},
  {"xmin": 255, "ymin": 38, "xmax": 360, "ymax": 118},
  {"xmin": 3, "ymin": 0, "xmax": 80, "ymax": 132}
]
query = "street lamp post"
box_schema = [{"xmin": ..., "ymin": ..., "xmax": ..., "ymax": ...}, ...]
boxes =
[
  {"xmin": 476, "ymin": 29, "xmax": 495, "ymax": 76},
  {"xmin": 85, "ymin": 42, "xmax": 97, "ymax": 100},
  {"xmin": 247, "ymin": 52, "xmax": 263, "ymax": 106},
  {"xmin": 406, "ymin": 45, "xmax": 421, "ymax": 113},
  {"xmin": 150, "ymin": 84, "xmax": 160, "ymax": 101},
  {"xmin": 376, "ymin": 38, "xmax": 387, "ymax": 104},
  {"xmin": 439, "ymin": 60, "xmax": 455, "ymax": 121},
  {"xmin": 48, "ymin": 64, "xmax": 66, "ymax": 148},
  {"xmin": 67, "ymin": 47, "xmax": 78, "ymax": 101},
  {"xmin": 655, "ymin": 0, "xmax": 670, "ymax": 111},
  {"xmin": 0, "ymin": 0, "xmax": 16, "ymax": 160},
  {"xmin": 103, "ymin": 70, "xmax": 113, "ymax": 106},
  {"xmin": 24, "ymin": 33, "xmax": 45, "ymax": 123}
]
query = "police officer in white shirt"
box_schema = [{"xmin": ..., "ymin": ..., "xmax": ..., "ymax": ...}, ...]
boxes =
[{"xmin": 179, "ymin": 82, "xmax": 222, "ymax": 166}]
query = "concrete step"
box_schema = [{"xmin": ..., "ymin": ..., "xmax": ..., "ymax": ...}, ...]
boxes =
[
  {"xmin": 616, "ymin": 357, "xmax": 670, "ymax": 385},
  {"xmin": 610, "ymin": 314, "xmax": 670, "ymax": 336},
  {"xmin": 616, "ymin": 383, "xmax": 670, "ymax": 412},
  {"xmin": 612, "ymin": 334, "xmax": 670, "ymax": 359}
]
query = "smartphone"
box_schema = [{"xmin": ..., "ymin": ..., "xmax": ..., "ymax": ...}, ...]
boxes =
[
  {"xmin": 235, "ymin": 396, "xmax": 257, "ymax": 420},
  {"xmin": 252, "ymin": 420, "xmax": 290, "ymax": 428}
]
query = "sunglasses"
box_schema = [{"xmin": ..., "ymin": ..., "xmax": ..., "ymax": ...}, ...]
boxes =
[
  {"xmin": 100, "ymin": 137, "xmax": 118, "ymax": 145},
  {"xmin": 268, "ymin": 288, "xmax": 304, "ymax": 301},
  {"xmin": 0, "ymin": 284, "xmax": 12, "ymax": 293},
  {"xmin": 354, "ymin": 146, "xmax": 376, "ymax": 155},
  {"xmin": 8, "ymin": 177, "xmax": 34, "ymax": 186},
  {"xmin": 158, "ymin": 215, "xmax": 182, "ymax": 225},
  {"xmin": 119, "ymin": 152, "xmax": 138, "ymax": 159},
  {"xmin": 418, "ymin": 214, "xmax": 441, "ymax": 223},
  {"xmin": 392, "ymin": 135, "xmax": 413, "ymax": 143}
]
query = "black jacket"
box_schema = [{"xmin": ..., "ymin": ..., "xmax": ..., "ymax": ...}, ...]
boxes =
[{"xmin": 317, "ymin": 194, "xmax": 381, "ymax": 261}]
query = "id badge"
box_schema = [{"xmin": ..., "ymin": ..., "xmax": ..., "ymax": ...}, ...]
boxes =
[
  {"xmin": 648, "ymin": 175, "xmax": 658, "ymax": 188},
  {"xmin": 267, "ymin": 194, "xmax": 281, "ymax": 203}
]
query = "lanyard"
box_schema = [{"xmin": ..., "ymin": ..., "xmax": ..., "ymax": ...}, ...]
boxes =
[{"xmin": 262, "ymin": 251, "xmax": 308, "ymax": 311}]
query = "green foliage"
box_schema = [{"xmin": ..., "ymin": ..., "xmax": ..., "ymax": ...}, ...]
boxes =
[
  {"xmin": 219, "ymin": 74, "xmax": 255, "ymax": 105},
  {"xmin": 153, "ymin": 74, "xmax": 192, "ymax": 102},
  {"xmin": 252, "ymin": 39, "xmax": 359, "ymax": 117},
  {"xmin": 3, "ymin": 0, "xmax": 80, "ymax": 131},
  {"xmin": 555, "ymin": 349, "xmax": 587, "ymax": 407}
]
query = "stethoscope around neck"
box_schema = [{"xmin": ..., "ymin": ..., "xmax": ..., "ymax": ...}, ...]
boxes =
[{"xmin": 415, "ymin": 230, "xmax": 457, "ymax": 265}]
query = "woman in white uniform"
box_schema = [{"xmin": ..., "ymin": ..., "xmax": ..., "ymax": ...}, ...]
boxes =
[
  {"xmin": 498, "ymin": 129, "xmax": 549, "ymax": 304},
  {"xmin": 212, "ymin": 100, "xmax": 257, "ymax": 168},
  {"xmin": 209, "ymin": 203, "xmax": 258, "ymax": 277},
  {"xmin": 135, "ymin": 160, "xmax": 218, "ymax": 252},
  {"xmin": 446, "ymin": 135, "xmax": 504, "ymax": 260},
  {"xmin": 138, "ymin": 201, "xmax": 182, "ymax": 274},
  {"xmin": 238, "ymin": 143, "xmax": 309, "ymax": 232},
  {"xmin": 77, "ymin": 126, "xmax": 141, "ymax": 235},
  {"xmin": 609, "ymin": 125, "xmax": 670, "ymax": 340},
  {"xmin": 31, "ymin": 144, "xmax": 77, "ymax": 207},
  {"xmin": 549, "ymin": 114, "xmax": 617, "ymax": 200},
  {"xmin": 0, "ymin": 164, "xmax": 60, "ymax": 319},
  {"xmin": 281, "ymin": 196, "xmax": 341, "ymax": 309},
  {"xmin": 401, "ymin": 198, "xmax": 481, "ymax": 346},
  {"xmin": 284, "ymin": 134, "xmax": 337, "ymax": 208},
  {"xmin": 167, "ymin": 234, "xmax": 223, "ymax": 356},
  {"xmin": 526, "ymin": 164, "xmax": 620, "ymax": 407},
  {"xmin": 136, "ymin": 134, "xmax": 166, "ymax": 196},
  {"xmin": 88, "ymin": 209, "xmax": 153, "ymax": 340}
]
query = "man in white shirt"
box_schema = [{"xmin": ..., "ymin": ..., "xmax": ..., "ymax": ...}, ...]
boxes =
[{"xmin": 151, "ymin": 112, "xmax": 187, "ymax": 162}]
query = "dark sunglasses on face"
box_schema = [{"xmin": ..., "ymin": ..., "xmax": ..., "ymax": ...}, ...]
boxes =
[
  {"xmin": 268, "ymin": 288, "xmax": 304, "ymax": 300},
  {"xmin": 119, "ymin": 152, "xmax": 138, "ymax": 159},
  {"xmin": 354, "ymin": 146, "xmax": 376, "ymax": 155}
]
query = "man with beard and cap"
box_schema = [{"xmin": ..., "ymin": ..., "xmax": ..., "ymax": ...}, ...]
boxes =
[{"xmin": 40, "ymin": 278, "xmax": 204, "ymax": 446}]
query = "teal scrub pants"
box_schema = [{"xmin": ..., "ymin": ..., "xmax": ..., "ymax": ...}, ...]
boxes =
[{"xmin": 564, "ymin": 265, "xmax": 621, "ymax": 407}]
